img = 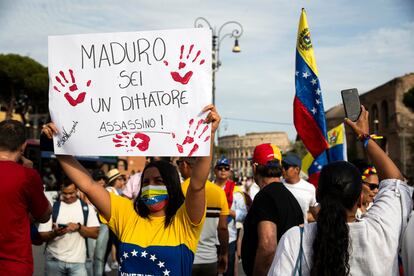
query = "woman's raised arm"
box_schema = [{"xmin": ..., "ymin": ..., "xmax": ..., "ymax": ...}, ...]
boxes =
[
  {"xmin": 345, "ymin": 105, "xmax": 403, "ymax": 181},
  {"xmin": 42, "ymin": 124, "xmax": 111, "ymax": 220},
  {"xmin": 185, "ymin": 105, "xmax": 221, "ymax": 224}
]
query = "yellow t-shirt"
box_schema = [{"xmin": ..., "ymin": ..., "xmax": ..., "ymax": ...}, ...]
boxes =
[
  {"xmin": 181, "ymin": 178, "xmax": 229, "ymax": 263},
  {"xmin": 102, "ymin": 193, "xmax": 204, "ymax": 275}
]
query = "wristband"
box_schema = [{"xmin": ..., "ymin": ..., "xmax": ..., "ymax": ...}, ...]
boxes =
[
  {"xmin": 357, "ymin": 134, "xmax": 383, "ymax": 149},
  {"xmin": 77, "ymin": 223, "xmax": 82, "ymax": 231}
]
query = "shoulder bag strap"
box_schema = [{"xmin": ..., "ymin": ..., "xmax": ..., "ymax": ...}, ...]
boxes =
[{"xmin": 293, "ymin": 226, "xmax": 304, "ymax": 276}]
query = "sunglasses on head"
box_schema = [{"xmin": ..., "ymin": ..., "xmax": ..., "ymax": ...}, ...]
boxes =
[
  {"xmin": 216, "ymin": 166, "xmax": 230, "ymax": 171},
  {"xmin": 363, "ymin": 181, "xmax": 379, "ymax": 191}
]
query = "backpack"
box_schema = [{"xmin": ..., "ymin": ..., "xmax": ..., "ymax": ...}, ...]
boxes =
[{"xmin": 51, "ymin": 199, "xmax": 90, "ymax": 257}]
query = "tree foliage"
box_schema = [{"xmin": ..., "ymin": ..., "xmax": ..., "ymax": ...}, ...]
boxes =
[
  {"xmin": 289, "ymin": 139, "xmax": 307, "ymax": 159},
  {"xmin": 0, "ymin": 54, "xmax": 48, "ymax": 121}
]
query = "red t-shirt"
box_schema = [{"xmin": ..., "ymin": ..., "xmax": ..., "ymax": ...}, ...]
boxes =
[{"xmin": 0, "ymin": 161, "xmax": 50, "ymax": 276}]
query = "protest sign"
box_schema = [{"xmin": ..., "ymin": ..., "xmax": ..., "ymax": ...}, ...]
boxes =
[{"xmin": 48, "ymin": 28, "xmax": 212, "ymax": 156}]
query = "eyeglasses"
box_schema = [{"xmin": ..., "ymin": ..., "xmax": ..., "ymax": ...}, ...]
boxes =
[
  {"xmin": 363, "ymin": 181, "xmax": 379, "ymax": 191},
  {"xmin": 216, "ymin": 166, "xmax": 230, "ymax": 171}
]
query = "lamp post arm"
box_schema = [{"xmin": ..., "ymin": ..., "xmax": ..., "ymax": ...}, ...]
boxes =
[
  {"xmin": 217, "ymin": 21, "xmax": 243, "ymax": 40},
  {"xmin": 194, "ymin": 17, "xmax": 214, "ymax": 30},
  {"xmin": 215, "ymin": 21, "xmax": 243, "ymax": 71}
]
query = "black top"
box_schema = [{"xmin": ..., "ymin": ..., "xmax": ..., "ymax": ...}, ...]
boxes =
[{"xmin": 241, "ymin": 182, "xmax": 304, "ymax": 276}]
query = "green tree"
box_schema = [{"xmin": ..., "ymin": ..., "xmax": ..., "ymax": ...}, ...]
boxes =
[
  {"xmin": 289, "ymin": 139, "xmax": 307, "ymax": 159},
  {"xmin": 0, "ymin": 54, "xmax": 48, "ymax": 123}
]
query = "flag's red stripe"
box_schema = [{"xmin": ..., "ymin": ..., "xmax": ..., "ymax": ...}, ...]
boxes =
[
  {"xmin": 307, "ymin": 171, "xmax": 320, "ymax": 188},
  {"xmin": 294, "ymin": 97, "xmax": 329, "ymax": 158}
]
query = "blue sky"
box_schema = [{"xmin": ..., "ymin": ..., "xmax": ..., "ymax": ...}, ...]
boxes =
[{"xmin": 1, "ymin": 0, "xmax": 413, "ymax": 140}]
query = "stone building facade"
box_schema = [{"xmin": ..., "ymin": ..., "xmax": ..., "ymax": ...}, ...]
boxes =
[
  {"xmin": 218, "ymin": 131, "xmax": 291, "ymax": 177},
  {"xmin": 326, "ymin": 73, "xmax": 414, "ymax": 180}
]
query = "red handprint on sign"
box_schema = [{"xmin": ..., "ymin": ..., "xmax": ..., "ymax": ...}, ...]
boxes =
[
  {"xmin": 173, "ymin": 118, "xmax": 210, "ymax": 156},
  {"xmin": 164, "ymin": 44, "xmax": 205, "ymax": 85},
  {"xmin": 53, "ymin": 69, "xmax": 91, "ymax": 107},
  {"xmin": 112, "ymin": 132, "xmax": 150, "ymax": 152}
]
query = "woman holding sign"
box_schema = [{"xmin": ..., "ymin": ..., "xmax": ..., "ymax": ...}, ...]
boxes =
[{"xmin": 43, "ymin": 104, "xmax": 220, "ymax": 276}]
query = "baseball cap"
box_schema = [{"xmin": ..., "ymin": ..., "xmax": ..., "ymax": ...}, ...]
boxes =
[
  {"xmin": 216, "ymin": 156, "xmax": 230, "ymax": 167},
  {"xmin": 283, "ymin": 153, "xmax": 302, "ymax": 168},
  {"xmin": 252, "ymin": 143, "xmax": 282, "ymax": 166},
  {"xmin": 107, "ymin": 169, "xmax": 121, "ymax": 184}
]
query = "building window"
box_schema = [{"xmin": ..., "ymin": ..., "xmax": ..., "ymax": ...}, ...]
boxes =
[{"xmin": 381, "ymin": 100, "xmax": 389, "ymax": 129}]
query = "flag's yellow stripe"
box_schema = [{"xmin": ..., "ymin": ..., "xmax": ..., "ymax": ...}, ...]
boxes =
[
  {"xmin": 301, "ymin": 123, "xmax": 346, "ymax": 174},
  {"xmin": 296, "ymin": 8, "xmax": 319, "ymax": 76}
]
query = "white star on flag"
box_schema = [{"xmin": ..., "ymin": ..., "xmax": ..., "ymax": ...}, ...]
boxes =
[
  {"xmin": 316, "ymin": 99, "xmax": 321, "ymax": 105},
  {"xmin": 295, "ymin": 71, "xmax": 299, "ymax": 76},
  {"xmin": 150, "ymin": 254, "xmax": 157, "ymax": 262},
  {"xmin": 302, "ymin": 71, "xmax": 310, "ymax": 79},
  {"xmin": 163, "ymin": 269, "xmax": 170, "ymax": 276},
  {"xmin": 318, "ymin": 165, "xmax": 323, "ymax": 170},
  {"xmin": 123, "ymin": 252, "xmax": 129, "ymax": 259},
  {"xmin": 315, "ymin": 88, "xmax": 321, "ymax": 95},
  {"xmin": 141, "ymin": 251, "xmax": 148, "ymax": 258},
  {"xmin": 157, "ymin": 261, "xmax": 165, "ymax": 268},
  {"xmin": 311, "ymin": 107, "xmax": 317, "ymax": 114},
  {"xmin": 311, "ymin": 79, "xmax": 317, "ymax": 85},
  {"xmin": 131, "ymin": 250, "xmax": 138, "ymax": 257}
]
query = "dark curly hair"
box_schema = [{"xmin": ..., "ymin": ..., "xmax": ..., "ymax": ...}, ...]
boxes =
[
  {"xmin": 311, "ymin": 161, "xmax": 362, "ymax": 276},
  {"xmin": 134, "ymin": 160, "xmax": 185, "ymax": 228}
]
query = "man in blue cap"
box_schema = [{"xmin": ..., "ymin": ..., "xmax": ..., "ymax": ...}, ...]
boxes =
[{"xmin": 282, "ymin": 153, "xmax": 318, "ymax": 223}]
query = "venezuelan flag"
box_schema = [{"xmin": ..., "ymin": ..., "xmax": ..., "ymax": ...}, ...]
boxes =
[
  {"xmin": 302, "ymin": 123, "xmax": 348, "ymax": 186},
  {"xmin": 294, "ymin": 8, "xmax": 329, "ymax": 160}
]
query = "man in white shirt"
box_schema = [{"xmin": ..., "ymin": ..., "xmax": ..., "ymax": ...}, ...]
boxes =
[
  {"xmin": 282, "ymin": 153, "xmax": 318, "ymax": 223},
  {"xmin": 39, "ymin": 179, "xmax": 100, "ymax": 275}
]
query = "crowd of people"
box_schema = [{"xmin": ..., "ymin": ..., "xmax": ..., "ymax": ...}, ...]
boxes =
[{"xmin": 1, "ymin": 104, "xmax": 414, "ymax": 276}]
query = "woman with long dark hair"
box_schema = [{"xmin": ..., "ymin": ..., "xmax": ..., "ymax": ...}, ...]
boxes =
[
  {"xmin": 42, "ymin": 105, "xmax": 220, "ymax": 276},
  {"xmin": 268, "ymin": 106, "xmax": 413, "ymax": 276}
]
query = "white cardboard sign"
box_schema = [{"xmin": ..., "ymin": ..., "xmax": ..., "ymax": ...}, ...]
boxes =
[{"xmin": 48, "ymin": 28, "xmax": 212, "ymax": 156}]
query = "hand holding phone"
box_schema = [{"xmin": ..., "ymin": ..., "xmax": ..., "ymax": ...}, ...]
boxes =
[
  {"xmin": 341, "ymin": 88, "xmax": 361, "ymax": 122},
  {"xmin": 52, "ymin": 223, "xmax": 68, "ymax": 237}
]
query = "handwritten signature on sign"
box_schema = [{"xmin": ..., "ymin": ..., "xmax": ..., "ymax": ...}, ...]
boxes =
[
  {"xmin": 173, "ymin": 118, "xmax": 210, "ymax": 156},
  {"xmin": 163, "ymin": 44, "xmax": 205, "ymax": 85},
  {"xmin": 53, "ymin": 69, "xmax": 91, "ymax": 107},
  {"xmin": 57, "ymin": 121, "xmax": 79, "ymax": 147},
  {"xmin": 112, "ymin": 132, "xmax": 151, "ymax": 152}
]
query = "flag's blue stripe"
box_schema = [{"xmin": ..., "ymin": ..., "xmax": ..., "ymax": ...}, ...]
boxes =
[
  {"xmin": 308, "ymin": 152, "xmax": 328, "ymax": 175},
  {"xmin": 308, "ymin": 144, "xmax": 345, "ymax": 175},
  {"xmin": 295, "ymin": 50, "xmax": 327, "ymax": 138},
  {"xmin": 328, "ymin": 144, "xmax": 345, "ymax": 162}
]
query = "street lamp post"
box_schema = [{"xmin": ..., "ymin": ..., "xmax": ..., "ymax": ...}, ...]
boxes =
[{"xmin": 194, "ymin": 17, "xmax": 243, "ymax": 106}]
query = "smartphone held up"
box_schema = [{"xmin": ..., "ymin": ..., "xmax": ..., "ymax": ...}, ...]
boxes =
[{"xmin": 341, "ymin": 88, "xmax": 361, "ymax": 122}]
